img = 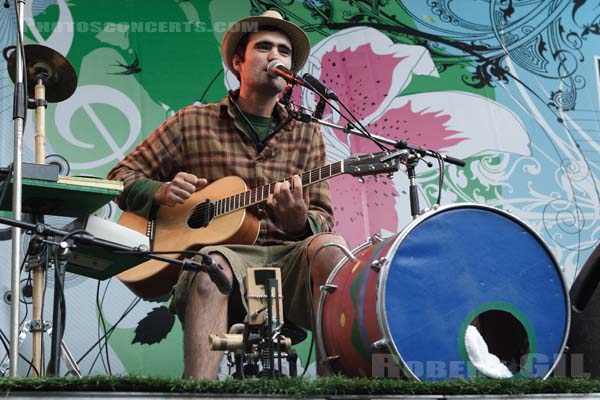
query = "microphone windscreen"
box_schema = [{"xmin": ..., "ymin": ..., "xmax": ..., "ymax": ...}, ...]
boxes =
[{"xmin": 267, "ymin": 60, "xmax": 285, "ymax": 78}]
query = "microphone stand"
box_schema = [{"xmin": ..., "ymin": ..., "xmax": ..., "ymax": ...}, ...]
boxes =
[
  {"xmin": 0, "ymin": 213, "xmax": 212, "ymax": 376},
  {"xmin": 290, "ymin": 108, "xmax": 466, "ymax": 219},
  {"xmin": 7, "ymin": 0, "xmax": 27, "ymax": 377}
]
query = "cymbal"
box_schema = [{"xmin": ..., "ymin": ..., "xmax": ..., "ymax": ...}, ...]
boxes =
[{"xmin": 7, "ymin": 44, "xmax": 77, "ymax": 103}]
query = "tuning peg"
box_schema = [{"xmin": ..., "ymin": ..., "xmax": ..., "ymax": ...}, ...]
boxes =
[
  {"xmin": 373, "ymin": 175, "xmax": 378, "ymax": 182},
  {"xmin": 358, "ymin": 177, "xmax": 365, "ymax": 183},
  {"xmin": 387, "ymin": 173, "xmax": 394, "ymax": 179}
]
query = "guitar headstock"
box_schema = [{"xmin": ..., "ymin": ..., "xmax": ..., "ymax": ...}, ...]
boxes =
[{"xmin": 343, "ymin": 151, "xmax": 402, "ymax": 177}]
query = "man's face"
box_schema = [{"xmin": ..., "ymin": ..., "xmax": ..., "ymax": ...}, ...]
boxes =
[{"xmin": 233, "ymin": 30, "xmax": 293, "ymax": 95}]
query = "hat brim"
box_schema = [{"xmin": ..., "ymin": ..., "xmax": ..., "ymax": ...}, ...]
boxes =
[{"xmin": 222, "ymin": 15, "xmax": 310, "ymax": 74}]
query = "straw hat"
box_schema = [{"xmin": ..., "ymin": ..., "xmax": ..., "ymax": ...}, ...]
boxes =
[{"xmin": 221, "ymin": 10, "xmax": 310, "ymax": 73}]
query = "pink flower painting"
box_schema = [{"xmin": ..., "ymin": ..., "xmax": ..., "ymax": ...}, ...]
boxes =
[{"xmin": 296, "ymin": 27, "xmax": 531, "ymax": 247}]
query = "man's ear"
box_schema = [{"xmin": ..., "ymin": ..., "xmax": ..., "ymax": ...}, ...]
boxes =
[{"xmin": 232, "ymin": 54, "xmax": 242, "ymax": 74}]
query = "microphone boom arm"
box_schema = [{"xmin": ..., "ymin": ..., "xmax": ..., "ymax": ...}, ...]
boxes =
[{"xmin": 295, "ymin": 111, "xmax": 466, "ymax": 167}]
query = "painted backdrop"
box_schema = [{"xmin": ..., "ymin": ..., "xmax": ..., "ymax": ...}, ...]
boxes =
[{"xmin": 1, "ymin": 0, "xmax": 599, "ymax": 377}]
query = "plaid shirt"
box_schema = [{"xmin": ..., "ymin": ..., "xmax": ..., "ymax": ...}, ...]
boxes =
[{"xmin": 107, "ymin": 94, "xmax": 334, "ymax": 245}]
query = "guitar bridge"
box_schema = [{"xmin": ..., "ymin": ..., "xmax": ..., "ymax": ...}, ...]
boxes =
[{"xmin": 146, "ymin": 218, "xmax": 155, "ymax": 251}]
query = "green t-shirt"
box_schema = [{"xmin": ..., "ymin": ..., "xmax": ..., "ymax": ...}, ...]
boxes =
[{"xmin": 241, "ymin": 112, "xmax": 273, "ymax": 144}]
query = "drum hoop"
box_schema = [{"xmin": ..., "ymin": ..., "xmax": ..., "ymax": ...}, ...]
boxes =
[{"xmin": 375, "ymin": 202, "xmax": 571, "ymax": 380}]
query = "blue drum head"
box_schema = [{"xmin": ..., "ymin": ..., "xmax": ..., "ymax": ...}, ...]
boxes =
[{"xmin": 377, "ymin": 204, "xmax": 569, "ymax": 381}]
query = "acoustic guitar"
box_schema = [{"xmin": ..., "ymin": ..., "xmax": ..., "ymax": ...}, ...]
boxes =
[{"xmin": 117, "ymin": 151, "xmax": 400, "ymax": 299}]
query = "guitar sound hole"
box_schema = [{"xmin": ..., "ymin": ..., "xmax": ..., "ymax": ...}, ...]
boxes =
[{"xmin": 187, "ymin": 200, "xmax": 215, "ymax": 229}]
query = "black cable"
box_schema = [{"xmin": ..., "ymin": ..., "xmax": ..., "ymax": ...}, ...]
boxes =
[
  {"xmin": 0, "ymin": 328, "xmax": 39, "ymax": 377},
  {"xmin": 19, "ymin": 270, "xmax": 33, "ymax": 377},
  {"xmin": 0, "ymin": 163, "xmax": 13, "ymax": 207},
  {"xmin": 17, "ymin": 256, "xmax": 29, "ymax": 328},
  {"xmin": 47, "ymin": 229, "xmax": 86, "ymax": 374},
  {"xmin": 100, "ymin": 279, "xmax": 113, "ymax": 375},
  {"xmin": 336, "ymin": 98, "xmax": 389, "ymax": 152},
  {"xmin": 52, "ymin": 248, "xmax": 66, "ymax": 347},
  {"xmin": 77, "ymin": 296, "xmax": 140, "ymax": 366},
  {"xmin": 19, "ymin": 276, "xmax": 32, "ymax": 305},
  {"xmin": 0, "ymin": 330, "xmax": 9, "ymax": 350},
  {"xmin": 435, "ymin": 151, "xmax": 445, "ymax": 206},
  {"xmin": 94, "ymin": 281, "xmax": 108, "ymax": 374},
  {"xmin": 23, "ymin": 271, "xmax": 34, "ymax": 376},
  {"xmin": 299, "ymin": 80, "xmax": 389, "ymax": 152},
  {"xmin": 114, "ymin": 249, "xmax": 204, "ymax": 256},
  {"xmin": 198, "ymin": 70, "xmax": 223, "ymax": 104},
  {"xmin": 0, "ymin": 329, "xmax": 11, "ymax": 376},
  {"xmin": 85, "ymin": 295, "xmax": 139, "ymax": 375},
  {"xmin": 301, "ymin": 248, "xmax": 317, "ymax": 379},
  {"xmin": 13, "ymin": 0, "xmax": 28, "ymax": 130},
  {"xmin": 95, "ymin": 279, "xmax": 112, "ymax": 375},
  {"xmin": 40, "ymin": 251, "xmax": 49, "ymax": 374}
]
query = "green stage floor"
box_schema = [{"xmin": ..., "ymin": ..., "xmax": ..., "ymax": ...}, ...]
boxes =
[{"xmin": 2, "ymin": 376, "xmax": 600, "ymax": 399}]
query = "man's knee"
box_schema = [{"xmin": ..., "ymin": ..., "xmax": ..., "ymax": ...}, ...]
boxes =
[
  {"xmin": 190, "ymin": 253, "xmax": 234, "ymax": 296},
  {"xmin": 308, "ymin": 233, "xmax": 348, "ymax": 252},
  {"xmin": 307, "ymin": 233, "xmax": 350, "ymax": 283}
]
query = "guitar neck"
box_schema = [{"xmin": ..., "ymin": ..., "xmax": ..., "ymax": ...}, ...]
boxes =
[{"xmin": 212, "ymin": 161, "xmax": 344, "ymax": 217}]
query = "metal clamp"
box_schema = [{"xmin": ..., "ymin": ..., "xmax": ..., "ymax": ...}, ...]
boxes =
[
  {"xmin": 320, "ymin": 283, "xmax": 338, "ymax": 293},
  {"xmin": 370, "ymin": 257, "xmax": 387, "ymax": 271},
  {"xmin": 368, "ymin": 234, "xmax": 383, "ymax": 244},
  {"xmin": 28, "ymin": 319, "xmax": 50, "ymax": 333},
  {"xmin": 323, "ymin": 355, "xmax": 340, "ymax": 365}
]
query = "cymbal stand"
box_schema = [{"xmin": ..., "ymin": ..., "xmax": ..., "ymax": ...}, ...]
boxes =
[
  {"xmin": 27, "ymin": 72, "xmax": 49, "ymax": 376},
  {"xmin": 0, "ymin": 321, "xmax": 81, "ymax": 377},
  {"xmin": 6, "ymin": 38, "xmax": 78, "ymax": 375}
]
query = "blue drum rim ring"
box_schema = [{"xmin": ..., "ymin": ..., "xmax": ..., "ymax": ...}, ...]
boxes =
[{"xmin": 375, "ymin": 203, "xmax": 571, "ymax": 381}]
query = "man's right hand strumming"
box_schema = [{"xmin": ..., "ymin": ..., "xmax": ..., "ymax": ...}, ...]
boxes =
[{"xmin": 154, "ymin": 172, "xmax": 208, "ymax": 206}]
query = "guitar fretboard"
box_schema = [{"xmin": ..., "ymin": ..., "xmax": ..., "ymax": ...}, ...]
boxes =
[{"xmin": 202, "ymin": 161, "xmax": 344, "ymax": 217}]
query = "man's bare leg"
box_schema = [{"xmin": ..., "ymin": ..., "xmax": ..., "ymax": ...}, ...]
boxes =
[
  {"xmin": 307, "ymin": 233, "xmax": 350, "ymax": 376},
  {"xmin": 183, "ymin": 254, "xmax": 233, "ymax": 380}
]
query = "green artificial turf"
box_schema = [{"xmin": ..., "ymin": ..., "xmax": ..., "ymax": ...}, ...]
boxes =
[{"xmin": 1, "ymin": 376, "xmax": 600, "ymax": 397}]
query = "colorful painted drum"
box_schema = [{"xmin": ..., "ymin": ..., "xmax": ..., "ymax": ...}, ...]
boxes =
[{"xmin": 316, "ymin": 203, "xmax": 570, "ymax": 381}]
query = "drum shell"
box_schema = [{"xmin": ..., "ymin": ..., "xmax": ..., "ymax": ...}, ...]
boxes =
[
  {"xmin": 318, "ymin": 236, "xmax": 398, "ymax": 377},
  {"xmin": 317, "ymin": 203, "xmax": 570, "ymax": 380}
]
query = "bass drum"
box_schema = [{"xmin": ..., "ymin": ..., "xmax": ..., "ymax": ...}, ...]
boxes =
[{"xmin": 316, "ymin": 203, "xmax": 570, "ymax": 381}]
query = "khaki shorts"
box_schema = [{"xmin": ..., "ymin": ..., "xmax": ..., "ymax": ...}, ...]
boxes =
[{"xmin": 171, "ymin": 234, "xmax": 328, "ymax": 330}]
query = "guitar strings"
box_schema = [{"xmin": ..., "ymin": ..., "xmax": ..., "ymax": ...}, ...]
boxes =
[
  {"xmin": 188, "ymin": 164, "xmax": 342, "ymax": 221},
  {"xmin": 186, "ymin": 163, "xmax": 343, "ymax": 223}
]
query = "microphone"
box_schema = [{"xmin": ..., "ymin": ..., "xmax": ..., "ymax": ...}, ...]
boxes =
[
  {"xmin": 182, "ymin": 255, "xmax": 233, "ymax": 295},
  {"xmin": 203, "ymin": 257, "xmax": 233, "ymax": 295},
  {"xmin": 267, "ymin": 60, "xmax": 306, "ymax": 86},
  {"xmin": 302, "ymin": 73, "xmax": 339, "ymax": 101}
]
